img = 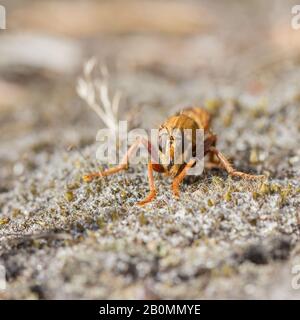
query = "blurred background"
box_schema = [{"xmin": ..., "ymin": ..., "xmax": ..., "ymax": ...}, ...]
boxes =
[
  {"xmin": 1, "ymin": 0, "xmax": 299, "ymax": 147},
  {"xmin": 1, "ymin": 0, "xmax": 299, "ymax": 158}
]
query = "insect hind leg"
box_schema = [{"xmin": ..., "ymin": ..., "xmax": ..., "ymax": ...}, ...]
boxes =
[{"xmin": 209, "ymin": 147, "xmax": 265, "ymax": 180}]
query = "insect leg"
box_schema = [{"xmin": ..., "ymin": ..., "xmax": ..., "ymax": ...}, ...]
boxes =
[
  {"xmin": 204, "ymin": 162, "xmax": 222, "ymax": 170},
  {"xmin": 137, "ymin": 162, "xmax": 157, "ymax": 206},
  {"xmin": 209, "ymin": 147, "xmax": 265, "ymax": 180},
  {"xmin": 172, "ymin": 159, "xmax": 196, "ymax": 198},
  {"xmin": 83, "ymin": 137, "xmax": 150, "ymax": 182}
]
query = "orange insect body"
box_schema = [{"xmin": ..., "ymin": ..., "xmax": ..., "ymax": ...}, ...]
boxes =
[
  {"xmin": 180, "ymin": 107, "xmax": 211, "ymax": 131},
  {"xmin": 157, "ymin": 107, "xmax": 214, "ymax": 177},
  {"xmin": 83, "ymin": 107, "xmax": 264, "ymax": 206}
]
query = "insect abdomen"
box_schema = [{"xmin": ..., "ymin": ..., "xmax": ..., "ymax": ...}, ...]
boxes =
[{"xmin": 180, "ymin": 107, "xmax": 211, "ymax": 131}]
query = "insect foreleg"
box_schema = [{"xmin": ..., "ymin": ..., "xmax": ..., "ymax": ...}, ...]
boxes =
[
  {"xmin": 83, "ymin": 137, "xmax": 152, "ymax": 182},
  {"xmin": 172, "ymin": 158, "xmax": 196, "ymax": 198},
  {"xmin": 137, "ymin": 162, "xmax": 157, "ymax": 206}
]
